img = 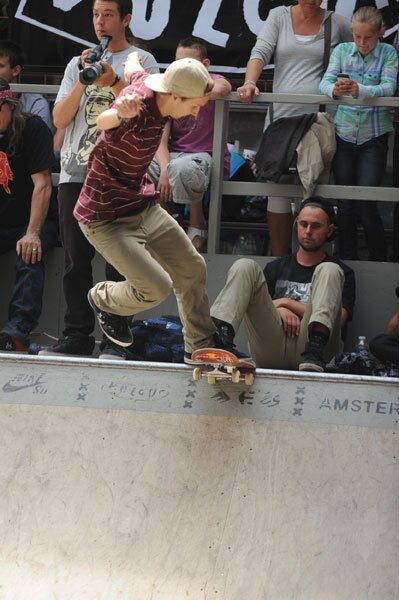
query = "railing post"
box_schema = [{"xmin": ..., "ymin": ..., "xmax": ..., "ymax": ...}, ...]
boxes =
[{"xmin": 208, "ymin": 99, "xmax": 228, "ymax": 254}]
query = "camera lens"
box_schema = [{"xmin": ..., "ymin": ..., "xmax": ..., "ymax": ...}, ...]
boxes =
[{"xmin": 79, "ymin": 62, "xmax": 104, "ymax": 85}]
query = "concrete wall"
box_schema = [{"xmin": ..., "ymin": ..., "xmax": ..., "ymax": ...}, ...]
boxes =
[{"xmin": 0, "ymin": 248, "xmax": 397, "ymax": 353}]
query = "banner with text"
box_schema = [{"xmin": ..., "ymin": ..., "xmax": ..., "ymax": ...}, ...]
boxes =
[{"xmin": 11, "ymin": 0, "xmax": 397, "ymax": 72}]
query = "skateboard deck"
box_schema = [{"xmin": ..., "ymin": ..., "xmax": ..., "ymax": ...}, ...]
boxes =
[{"xmin": 191, "ymin": 348, "xmax": 256, "ymax": 386}]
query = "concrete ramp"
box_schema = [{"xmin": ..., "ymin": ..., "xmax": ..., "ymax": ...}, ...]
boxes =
[{"xmin": 0, "ymin": 355, "xmax": 398, "ymax": 599}]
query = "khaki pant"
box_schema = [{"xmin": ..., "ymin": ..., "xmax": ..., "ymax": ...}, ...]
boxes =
[
  {"xmin": 211, "ymin": 258, "xmax": 344, "ymax": 369},
  {"xmin": 79, "ymin": 203, "xmax": 215, "ymax": 353}
]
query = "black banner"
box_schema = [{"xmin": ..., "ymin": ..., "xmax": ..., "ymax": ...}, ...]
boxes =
[{"xmin": 9, "ymin": 0, "xmax": 399, "ymax": 72}]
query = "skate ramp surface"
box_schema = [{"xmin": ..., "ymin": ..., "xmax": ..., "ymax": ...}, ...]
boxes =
[{"xmin": 0, "ymin": 354, "xmax": 398, "ymax": 600}]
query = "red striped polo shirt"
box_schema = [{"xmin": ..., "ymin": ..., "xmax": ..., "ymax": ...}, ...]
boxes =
[{"xmin": 74, "ymin": 71, "xmax": 166, "ymax": 224}]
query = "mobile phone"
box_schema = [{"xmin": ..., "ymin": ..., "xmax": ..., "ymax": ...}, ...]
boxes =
[{"xmin": 337, "ymin": 73, "xmax": 349, "ymax": 82}]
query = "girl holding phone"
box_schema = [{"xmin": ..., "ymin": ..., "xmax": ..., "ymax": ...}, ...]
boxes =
[{"xmin": 320, "ymin": 6, "xmax": 398, "ymax": 261}]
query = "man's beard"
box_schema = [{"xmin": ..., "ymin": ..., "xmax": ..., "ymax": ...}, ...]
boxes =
[{"xmin": 299, "ymin": 238, "xmax": 324, "ymax": 253}]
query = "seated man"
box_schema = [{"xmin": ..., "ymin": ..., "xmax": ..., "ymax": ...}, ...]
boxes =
[
  {"xmin": 0, "ymin": 40, "xmax": 54, "ymax": 131},
  {"xmin": 211, "ymin": 198, "xmax": 356, "ymax": 372},
  {"xmin": 369, "ymin": 290, "xmax": 399, "ymax": 365},
  {"xmin": 0, "ymin": 80, "xmax": 58, "ymax": 351},
  {"xmin": 148, "ymin": 36, "xmax": 231, "ymax": 251}
]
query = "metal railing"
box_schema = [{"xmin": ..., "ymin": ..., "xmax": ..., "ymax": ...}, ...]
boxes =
[
  {"xmin": 11, "ymin": 84, "xmax": 399, "ymax": 254},
  {"xmin": 209, "ymin": 92, "xmax": 399, "ymax": 253}
]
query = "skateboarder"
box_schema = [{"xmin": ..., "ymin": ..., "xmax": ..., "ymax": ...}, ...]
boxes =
[{"xmin": 73, "ymin": 52, "xmax": 239, "ymax": 362}]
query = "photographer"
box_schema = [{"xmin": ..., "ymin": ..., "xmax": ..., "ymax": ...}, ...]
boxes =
[{"xmin": 40, "ymin": 0, "xmax": 159, "ymax": 358}]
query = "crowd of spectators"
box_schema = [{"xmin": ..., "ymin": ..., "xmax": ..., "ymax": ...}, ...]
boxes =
[{"xmin": 0, "ymin": 0, "xmax": 398, "ymax": 373}]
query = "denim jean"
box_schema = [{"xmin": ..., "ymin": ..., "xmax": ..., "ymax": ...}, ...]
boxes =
[
  {"xmin": 0, "ymin": 219, "xmax": 59, "ymax": 345},
  {"xmin": 333, "ymin": 134, "xmax": 388, "ymax": 261}
]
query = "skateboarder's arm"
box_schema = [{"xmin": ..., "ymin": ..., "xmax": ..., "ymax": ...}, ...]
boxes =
[
  {"xmin": 124, "ymin": 51, "xmax": 145, "ymax": 80},
  {"xmin": 96, "ymin": 93, "xmax": 143, "ymax": 130}
]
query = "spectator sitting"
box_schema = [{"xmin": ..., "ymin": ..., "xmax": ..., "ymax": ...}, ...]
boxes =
[
  {"xmin": 210, "ymin": 198, "xmax": 356, "ymax": 372},
  {"xmin": 148, "ymin": 36, "xmax": 231, "ymax": 252},
  {"xmin": 0, "ymin": 40, "xmax": 54, "ymax": 131},
  {"xmin": 0, "ymin": 80, "xmax": 58, "ymax": 351},
  {"xmin": 320, "ymin": 6, "xmax": 398, "ymax": 261}
]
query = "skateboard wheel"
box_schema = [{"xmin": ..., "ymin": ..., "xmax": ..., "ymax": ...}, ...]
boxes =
[
  {"xmin": 193, "ymin": 367, "xmax": 202, "ymax": 381},
  {"xmin": 231, "ymin": 369, "xmax": 241, "ymax": 384},
  {"xmin": 208, "ymin": 375, "xmax": 216, "ymax": 385},
  {"xmin": 245, "ymin": 372, "xmax": 254, "ymax": 386}
]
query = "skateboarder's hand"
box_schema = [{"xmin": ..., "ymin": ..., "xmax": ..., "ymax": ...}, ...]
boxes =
[
  {"xmin": 123, "ymin": 51, "xmax": 145, "ymax": 79},
  {"xmin": 115, "ymin": 93, "xmax": 143, "ymax": 119},
  {"xmin": 277, "ymin": 307, "xmax": 301, "ymax": 338}
]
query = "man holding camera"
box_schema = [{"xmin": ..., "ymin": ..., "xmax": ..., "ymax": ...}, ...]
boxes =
[{"xmin": 41, "ymin": 0, "xmax": 158, "ymax": 358}]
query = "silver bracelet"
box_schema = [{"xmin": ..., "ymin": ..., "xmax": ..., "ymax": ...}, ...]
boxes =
[{"xmin": 244, "ymin": 80, "xmax": 256, "ymax": 86}]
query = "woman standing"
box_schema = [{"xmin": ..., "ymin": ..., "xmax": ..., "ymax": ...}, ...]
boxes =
[
  {"xmin": 237, "ymin": 1, "xmax": 351, "ymax": 256},
  {"xmin": 320, "ymin": 6, "xmax": 398, "ymax": 261}
]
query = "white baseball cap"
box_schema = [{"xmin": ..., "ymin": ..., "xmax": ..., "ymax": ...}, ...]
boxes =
[{"xmin": 145, "ymin": 57, "xmax": 213, "ymax": 98}]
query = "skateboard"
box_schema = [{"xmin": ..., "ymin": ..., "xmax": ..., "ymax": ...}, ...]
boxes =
[{"xmin": 191, "ymin": 348, "xmax": 256, "ymax": 386}]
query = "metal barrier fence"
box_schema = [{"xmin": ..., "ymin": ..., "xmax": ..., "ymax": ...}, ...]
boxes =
[
  {"xmin": 209, "ymin": 92, "xmax": 399, "ymax": 253},
  {"xmin": 11, "ymin": 84, "xmax": 399, "ymax": 254}
]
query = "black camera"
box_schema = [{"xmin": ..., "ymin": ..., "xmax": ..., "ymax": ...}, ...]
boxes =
[{"xmin": 79, "ymin": 35, "xmax": 112, "ymax": 85}]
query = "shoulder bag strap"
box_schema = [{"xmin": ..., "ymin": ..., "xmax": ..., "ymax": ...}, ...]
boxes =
[{"xmin": 319, "ymin": 12, "xmax": 332, "ymax": 113}]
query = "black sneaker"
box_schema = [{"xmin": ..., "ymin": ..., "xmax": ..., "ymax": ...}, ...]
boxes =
[
  {"xmin": 99, "ymin": 340, "xmax": 129, "ymax": 360},
  {"xmin": 0, "ymin": 332, "xmax": 28, "ymax": 352},
  {"xmin": 299, "ymin": 335, "xmax": 326, "ymax": 373},
  {"xmin": 38, "ymin": 335, "xmax": 95, "ymax": 357},
  {"xmin": 213, "ymin": 330, "xmax": 250, "ymax": 359},
  {"xmin": 88, "ymin": 290, "xmax": 133, "ymax": 347},
  {"xmin": 216, "ymin": 322, "xmax": 235, "ymax": 347}
]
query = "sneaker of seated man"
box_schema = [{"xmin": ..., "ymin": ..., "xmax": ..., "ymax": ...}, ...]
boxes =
[
  {"xmin": 210, "ymin": 198, "xmax": 356, "ymax": 372},
  {"xmin": 147, "ymin": 36, "xmax": 231, "ymax": 252}
]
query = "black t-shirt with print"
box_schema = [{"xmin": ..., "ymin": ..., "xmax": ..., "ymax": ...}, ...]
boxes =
[
  {"xmin": 0, "ymin": 115, "xmax": 54, "ymax": 228},
  {"xmin": 264, "ymin": 253, "xmax": 356, "ymax": 321}
]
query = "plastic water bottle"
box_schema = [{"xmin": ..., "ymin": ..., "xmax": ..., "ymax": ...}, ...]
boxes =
[
  {"xmin": 28, "ymin": 343, "xmax": 41, "ymax": 355},
  {"xmin": 354, "ymin": 335, "xmax": 369, "ymax": 359}
]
